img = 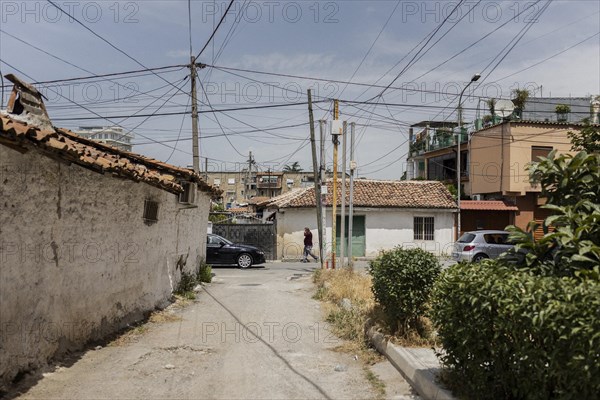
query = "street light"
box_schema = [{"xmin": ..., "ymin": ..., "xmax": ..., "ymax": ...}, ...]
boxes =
[{"xmin": 456, "ymin": 73, "xmax": 480, "ymax": 239}]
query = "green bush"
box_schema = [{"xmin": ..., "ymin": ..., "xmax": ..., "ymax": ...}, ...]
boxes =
[
  {"xmin": 369, "ymin": 247, "xmax": 441, "ymax": 335},
  {"xmin": 196, "ymin": 260, "xmax": 212, "ymax": 283},
  {"xmin": 430, "ymin": 262, "xmax": 600, "ymax": 399}
]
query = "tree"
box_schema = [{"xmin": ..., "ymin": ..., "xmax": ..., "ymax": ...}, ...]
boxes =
[
  {"xmin": 568, "ymin": 119, "xmax": 600, "ymax": 153},
  {"xmin": 505, "ymin": 150, "xmax": 600, "ymax": 277},
  {"xmin": 283, "ymin": 161, "xmax": 303, "ymax": 172}
]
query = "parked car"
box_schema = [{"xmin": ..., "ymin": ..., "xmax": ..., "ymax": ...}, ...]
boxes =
[
  {"xmin": 452, "ymin": 230, "xmax": 515, "ymax": 263},
  {"xmin": 206, "ymin": 234, "xmax": 266, "ymax": 268}
]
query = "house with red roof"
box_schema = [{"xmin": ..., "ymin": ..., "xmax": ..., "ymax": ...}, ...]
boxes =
[{"xmin": 261, "ymin": 179, "xmax": 457, "ymax": 260}]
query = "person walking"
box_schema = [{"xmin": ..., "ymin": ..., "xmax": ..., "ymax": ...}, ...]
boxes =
[{"xmin": 303, "ymin": 227, "xmax": 319, "ymax": 262}]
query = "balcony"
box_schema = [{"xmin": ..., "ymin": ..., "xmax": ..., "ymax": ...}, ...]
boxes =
[
  {"xmin": 257, "ymin": 182, "xmax": 281, "ymax": 189},
  {"xmin": 410, "ymin": 128, "xmax": 468, "ymax": 156}
]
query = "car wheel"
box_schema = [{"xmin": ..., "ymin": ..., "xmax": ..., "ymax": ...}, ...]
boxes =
[
  {"xmin": 237, "ymin": 253, "xmax": 253, "ymax": 269},
  {"xmin": 472, "ymin": 253, "xmax": 488, "ymax": 263}
]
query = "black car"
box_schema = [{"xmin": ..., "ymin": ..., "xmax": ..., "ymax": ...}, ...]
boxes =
[{"xmin": 206, "ymin": 234, "xmax": 266, "ymax": 268}]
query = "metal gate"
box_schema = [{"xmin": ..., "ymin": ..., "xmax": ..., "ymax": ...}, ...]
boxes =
[{"xmin": 213, "ymin": 223, "xmax": 277, "ymax": 260}]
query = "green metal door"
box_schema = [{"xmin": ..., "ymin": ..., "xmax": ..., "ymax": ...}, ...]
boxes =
[{"xmin": 336, "ymin": 215, "xmax": 366, "ymax": 257}]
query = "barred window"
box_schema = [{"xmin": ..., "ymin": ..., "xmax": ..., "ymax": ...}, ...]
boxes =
[
  {"xmin": 414, "ymin": 216, "xmax": 434, "ymax": 241},
  {"xmin": 143, "ymin": 200, "xmax": 159, "ymax": 224}
]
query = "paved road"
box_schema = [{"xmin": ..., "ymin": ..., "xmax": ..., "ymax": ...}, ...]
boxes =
[{"xmin": 9, "ymin": 262, "xmax": 418, "ymax": 400}]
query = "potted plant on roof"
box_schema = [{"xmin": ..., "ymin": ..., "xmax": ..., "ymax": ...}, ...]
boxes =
[
  {"xmin": 511, "ymin": 89, "xmax": 529, "ymax": 120},
  {"xmin": 555, "ymin": 104, "xmax": 571, "ymax": 122}
]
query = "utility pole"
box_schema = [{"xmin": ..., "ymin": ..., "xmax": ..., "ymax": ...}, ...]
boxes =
[
  {"xmin": 340, "ymin": 121, "xmax": 347, "ymax": 268},
  {"xmin": 308, "ymin": 90, "xmax": 324, "ymax": 268},
  {"xmin": 348, "ymin": 122, "xmax": 356, "ymax": 270},
  {"xmin": 331, "ymin": 100, "xmax": 340, "ymax": 270},
  {"xmin": 319, "ymin": 120, "xmax": 327, "ymax": 266},
  {"xmin": 246, "ymin": 151, "xmax": 253, "ymax": 200},
  {"xmin": 190, "ymin": 56, "xmax": 200, "ymax": 173}
]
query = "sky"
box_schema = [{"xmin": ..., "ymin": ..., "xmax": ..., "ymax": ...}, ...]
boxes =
[{"xmin": 1, "ymin": 0, "xmax": 599, "ymax": 179}]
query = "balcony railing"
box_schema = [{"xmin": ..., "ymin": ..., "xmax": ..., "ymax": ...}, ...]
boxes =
[{"xmin": 410, "ymin": 128, "xmax": 469, "ymax": 156}]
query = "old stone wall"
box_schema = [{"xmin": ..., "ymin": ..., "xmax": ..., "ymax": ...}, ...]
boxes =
[{"xmin": 0, "ymin": 145, "xmax": 210, "ymax": 389}]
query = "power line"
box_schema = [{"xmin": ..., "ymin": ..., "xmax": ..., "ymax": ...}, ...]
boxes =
[
  {"xmin": 45, "ymin": 0, "xmax": 191, "ymax": 99},
  {"xmin": 372, "ymin": 0, "xmax": 467, "ymax": 100},
  {"xmin": 490, "ymin": 31, "xmax": 600, "ymax": 83},
  {"xmin": 195, "ymin": 0, "xmax": 236, "ymax": 60},
  {"xmin": 1, "ymin": 59, "xmax": 197, "ymax": 159}
]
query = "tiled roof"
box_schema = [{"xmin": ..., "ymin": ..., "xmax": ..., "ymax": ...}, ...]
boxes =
[
  {"xmin": 0, "ymin": 114, "xmax": 221, "ymax": 198},
  {"xmin": 228, "ymin": 207, "xmax": 250, "ymax": 214},
  {"xmin": 264, "ymin": 180, "xmax": 457, "ymax": 209},
  {"xmin": 460, "ymin": 200, "xmax": 518, "ymax": 211},
  {"xmin": 247, "ymin": 196, "xmax": 271, "ymax": 205}
]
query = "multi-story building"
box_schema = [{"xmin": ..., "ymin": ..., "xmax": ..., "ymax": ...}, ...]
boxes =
[
  {"xmin": 206, "ymin": 170, "xmax": 317, "ymax": 208},
  {"xmin": 75, "ymin": 126, "xmax": 134, "ymax": 152},
  {"xmin": 406, "ymin": 96, "xmax": 600, "ymax": 237}
]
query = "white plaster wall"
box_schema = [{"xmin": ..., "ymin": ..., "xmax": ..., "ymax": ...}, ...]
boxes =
[
  {"xmin": 274, "ymin": 207, "xmax": 455, "ymax": 260},
  {"xmin": 363, "ymin": 209, "xmax": 455, "ymax": 256},
  {"xmin": 0, "ymin": 145, "xmax": 210, "ymax": 389}
]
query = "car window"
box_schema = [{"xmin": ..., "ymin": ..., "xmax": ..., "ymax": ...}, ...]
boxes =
[
  {"xmin": 457, "ymin": 233, "xmax": 476, "ymax": 243},
  {"xmin": 207, "ymin": 235, "xmax": 221, "ymax": 245},
  {"xmin": 497, "ymin": 234, "xmax": 510, "ymax": 244},
  {"xmin": 484, "ymin": 234, "xmax": 497, "ymax": 244}
]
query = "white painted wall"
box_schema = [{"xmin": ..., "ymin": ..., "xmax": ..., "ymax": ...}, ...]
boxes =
[
  {"xmin": 0, "ymin": 145, "xmax": 211, "ymax": 389},
  {"xmin": 274, "ymin": 207, "xmax": 455, "ymax": 260}
]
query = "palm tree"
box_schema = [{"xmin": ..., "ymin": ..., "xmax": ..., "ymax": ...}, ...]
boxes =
[{"xmin": 283, "ymin": 161, "xmax": 303, "ymax": 172}]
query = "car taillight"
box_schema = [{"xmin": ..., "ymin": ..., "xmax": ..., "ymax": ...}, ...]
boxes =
[{"xmin": 463, "ymin": 245, "xmax": 475, "ymax": 251}]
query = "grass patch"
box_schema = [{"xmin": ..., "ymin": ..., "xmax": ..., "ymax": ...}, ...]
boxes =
[
  {"xmin": 363, "ymin": 366, "xmax": 386, "ymax": 400},
  {"xmin": 313, "ymin": 268, "xmax": 382, "ymax": 365},
  {"xmin": 313, "ymin": 268, "xmax": 437, "ymax": 351}
]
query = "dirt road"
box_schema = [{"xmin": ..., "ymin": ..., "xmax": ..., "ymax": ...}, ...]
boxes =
[{"xmin": 8, "ymin": 263, "xmax": 418, "ymax": 399}]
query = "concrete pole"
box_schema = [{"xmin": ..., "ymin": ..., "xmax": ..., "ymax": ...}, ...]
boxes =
[
  {"xmin": 332, "ymin": 100, "xmax": 339, "ymax": 269},
  {"xmin": 319, "ymin": 120, "xmax": 327, "ymax": 265},
  {"xmin": 190, "ymin": 56, "xmax": 200, "ymax": 173},
  {"xmin": 308, "ymin": 90, "xmax": 323, "ymax": 268},
  {"xmin": 340, "ymin": 121, "xmax": 347, "ymax": 267},
  {"xmin": 348, "ymin": 122, "xmax": 356, "ymax": 270}
]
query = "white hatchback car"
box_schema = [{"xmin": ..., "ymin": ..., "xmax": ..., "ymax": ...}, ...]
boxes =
[{"xmin": 452, "ymin": 230, "xmax": 515, "ymax": 263}]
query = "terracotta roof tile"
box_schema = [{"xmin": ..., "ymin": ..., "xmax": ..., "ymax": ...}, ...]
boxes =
[
  {"xmin": 0, "ymin": 114, "xmax": 221, "ymax": 198},
  {"xmin": 460, "ymin": 200, "xmax": 518, "ymax": 211},
  {"xmin": 265, "ymin": 180, "xmax": 457, "ymax": 209}
]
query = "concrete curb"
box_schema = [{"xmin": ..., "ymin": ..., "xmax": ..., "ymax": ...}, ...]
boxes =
[{"xmin": 367, "ymin": 327, "xmax": 455, "ymax": 400}]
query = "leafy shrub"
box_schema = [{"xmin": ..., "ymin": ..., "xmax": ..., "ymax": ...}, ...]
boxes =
[
  {"xmin": 430, "ymin": 262, "xmax": 600, "ymax": 399},
  {"xmin": 196, "ymin": 259, "xmax": 212, "ymax": 283},
  {"xmin": 175, "ymin": 270, "xmax": 197, "ymax": 296},
  {"xmin": 369, "ymin": 247, "xmax": 441, "ymax": 335},
  {"xmin": 430, "ymin": 149, "xmax": 600, "ymax": 399}
]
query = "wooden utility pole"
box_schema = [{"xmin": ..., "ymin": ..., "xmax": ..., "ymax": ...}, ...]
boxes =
[
  {"xmin": 331, "ymin": 100, "xmax": 339, "ymax": 269},
  {"xmin": 190, "ymin": 56, "xmax": 200, "ymax": 173},
  {"xmin": 308, "ymin": 90, "xmax": 323, "ymax": 268}
]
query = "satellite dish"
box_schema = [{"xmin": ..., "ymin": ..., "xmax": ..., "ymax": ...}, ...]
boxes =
[{"xmin": 494, "ymin": 99, "xmax": 515, "ymax": 118}]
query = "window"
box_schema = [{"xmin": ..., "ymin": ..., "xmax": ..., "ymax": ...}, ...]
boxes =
[
  {"xmin": 143, "ymin": 200, "xmax": 159, "ymax": 224},
  {"xmin": 178, "ymin": 181, "xmax": 196, "ymax": 204},
  {"xmin": 414, "ymin": 217, "xmax": 434, "ymax": 241},
  {"xmin": 213, "ymin": 178, "xmax": 221, "ymax": 186},
  {"xmin": 228, "ymin": 178, "xmax": 235, "ymax": 185},
  {"xmin": 531, "ymin": 146, "xmax": 553, "ymax": 162}
]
